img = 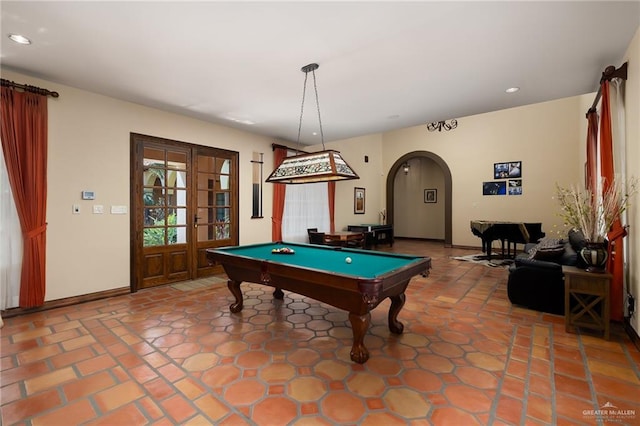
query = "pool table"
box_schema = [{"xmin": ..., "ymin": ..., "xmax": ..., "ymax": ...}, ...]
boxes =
[{"xmin": 206, "ymin": 241, "xmax": 431, "ymax": 363}]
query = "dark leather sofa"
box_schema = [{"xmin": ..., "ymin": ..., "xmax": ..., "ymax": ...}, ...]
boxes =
[{"xmin": 507, "ymin": 229, "xmax": 587, "ymax": 315}]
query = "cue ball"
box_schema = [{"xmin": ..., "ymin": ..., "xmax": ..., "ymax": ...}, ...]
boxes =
[{"xmin": 345, "ymin": 257, "xmax": 352, "ymax": 264}]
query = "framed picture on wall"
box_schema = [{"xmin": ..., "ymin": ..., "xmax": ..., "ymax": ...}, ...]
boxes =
[
  {"xmin": 354, "ymin": 187, "xmax": 365, "ymax": 214},
  {"xmin": 508, "ymin": 179, "xmax": 522, "ymax": 195},
  {"xmin": 424, "ymin": 189, "xmax": 437, "ymax": 203},
  {"xmin": 483, "ymin": 181, "xmax": 507, "ymax": 195}
]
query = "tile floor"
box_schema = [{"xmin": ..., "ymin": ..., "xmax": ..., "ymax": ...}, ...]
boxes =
[{"xmin": 2, "ymin": 240, "xmax": 640, "ymax": 425}]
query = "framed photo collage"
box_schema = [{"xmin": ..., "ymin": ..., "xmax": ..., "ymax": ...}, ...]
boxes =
[{"xmin": 482, "ymin": 161, "xmax": 522, "ymax": 196}]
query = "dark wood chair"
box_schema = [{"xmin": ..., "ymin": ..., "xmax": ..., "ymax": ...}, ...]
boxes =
[
  {"xmin": 308, "ymin": 231, "xmax": 326, "ymax": 245},
  {"xmin": 345, "ymin": 232, "xmax": 367, "ymax": 249}
]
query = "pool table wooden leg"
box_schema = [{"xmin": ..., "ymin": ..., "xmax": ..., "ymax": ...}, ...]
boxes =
[
  {"xmin": 273, "ymin": 288, "xmax": 284, "ymax": 299},
  {"xmin": 227, "ymin": 280, "xmax": 244, "ymax": 313},
  {"xmin": 388, "ymin": 293, "xmax": 406, "ymax": 334},
  {"xmin": 348, "ymin": 312, "xmax": 371, "ymax": 364}
]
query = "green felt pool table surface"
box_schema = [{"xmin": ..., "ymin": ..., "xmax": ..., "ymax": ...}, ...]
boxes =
[
  {"xmin": 214, "ymin": 241, "xmax": 422, "ymax": 278},
  {"xmin": 206, "ymin": 241, "xmax": 431, "ymax": 363}
]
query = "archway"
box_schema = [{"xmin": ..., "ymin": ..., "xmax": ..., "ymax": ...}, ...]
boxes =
[{"xmin": 386, "ymin": 151, "xmax": 452, "ymax": 247}]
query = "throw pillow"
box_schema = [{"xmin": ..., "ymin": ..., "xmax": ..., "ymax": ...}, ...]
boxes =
[{"xmin": 528, "ymin": 238, "xmax": 565, "ymax": 261}]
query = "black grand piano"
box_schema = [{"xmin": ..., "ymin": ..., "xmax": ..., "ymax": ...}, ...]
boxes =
[{"xmin": 470, "ymin": 220, "xmax": 545, "ymax": 260}]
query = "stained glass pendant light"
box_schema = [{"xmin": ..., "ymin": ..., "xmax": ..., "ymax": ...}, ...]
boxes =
[{"xmin": 266, "ymin": 63, "xmax": 359, "ymax": 184}]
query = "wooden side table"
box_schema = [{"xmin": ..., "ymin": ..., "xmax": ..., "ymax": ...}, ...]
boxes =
[{"xmin": 563, "ymin": 265, "xmax": 611, "ymax": 340}]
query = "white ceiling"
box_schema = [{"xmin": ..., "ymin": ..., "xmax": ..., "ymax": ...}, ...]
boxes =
[{"xmin": 1, "ymin": 1, "xmax": 638, "ymax": 145}]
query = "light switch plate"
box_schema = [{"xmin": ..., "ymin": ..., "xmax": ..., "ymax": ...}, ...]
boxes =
[
  {"xmin": 93, "ymin": 205, "xmax": 104, "ymax": 214},
  {"xmin": 72, "ymin": 204, "xmax": 80, "ymax": 214},
  {"xmin": 110, "ymin": 205, "xmax": 127, "ymax": 214}
]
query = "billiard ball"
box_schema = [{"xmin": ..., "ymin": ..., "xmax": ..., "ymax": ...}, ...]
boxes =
[{"xmin": 345, "ymin": 257, "xmax": 352, "ymax": 264}]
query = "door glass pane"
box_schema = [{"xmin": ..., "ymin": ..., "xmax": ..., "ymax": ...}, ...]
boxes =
[
  {"xmin": 144, "ymin": 207, "xmax": 165, "ymax": 226},
  {"xmin": 172, "ymin": 189, "xmax": 187, "ymax": 207},
  {"xmin": 166, "ymin": 170, "xmax": 187, "ymax": 188},
  {"xmin": 143, "ymin": 189, "xmax": 166, "ymax": 207},
  {"xmin": 216, "ymin": 208, "xmax": 230, "ymax": 222},
  {"xmin": 217, "ymin": 158, "xmax": 231, "ymax": 174},
  {"xmin": 144, "ymin": 168, "xmax": 165, "ymax": 186},
  {"xmin": 215, "ymin": 193, "xmax": 230, "ymax": 206},
  {"xmin": 216, "ymin": 223, "xmax": 230, "ymax": 240},
  {"xmin": 144, "ymin": 147, "xmax": 164, "ymax": 163},
  {"xmin": 167, "ymin": 151, "xmax": 187, "ymax": 170},
  {"xmin": 171, "ymin": 226, "xmax": 187, "ymax": 244},
  {"xmin": 170, "ymin": 207, "xmax": 187, "ymax": 226},
  {"xmin": 144, "ymin": 227, "xmax": 165, "ymax": 246}
]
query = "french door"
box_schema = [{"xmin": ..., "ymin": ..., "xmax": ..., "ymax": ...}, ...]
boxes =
[{"xmin": 130, "ymin": 133, "xmax": 238, "ymax": 291}]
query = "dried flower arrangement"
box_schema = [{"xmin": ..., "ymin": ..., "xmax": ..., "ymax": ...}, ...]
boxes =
[{"xmin": 555, "ymin": 177, "xmax": 638, "ymax": 242}]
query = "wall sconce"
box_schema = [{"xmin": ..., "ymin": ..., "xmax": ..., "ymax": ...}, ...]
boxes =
[
  {"xmin": 403, "ymin": 162, "xmax": 410, "ymax": 175},
  {"xmin": 427, "ymin": 119, "xmax": 458, "ymax": 132}
]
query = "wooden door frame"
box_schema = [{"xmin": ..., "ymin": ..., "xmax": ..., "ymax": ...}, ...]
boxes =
[{"xmin": 129, "ymin": 133, "xmax": 239, "ymax": 292}]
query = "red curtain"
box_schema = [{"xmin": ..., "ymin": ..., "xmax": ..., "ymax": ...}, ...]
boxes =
[
  {"xmin": 598, "ymin": 81, "xmax": 625, "ymax": 321},
  {"xmin": 328, "ymin": 182, "xmax": 336, "ymax": 233},
  {"xmin": 585, "ymin": 110, "xmax": 599, "ymax": 193},
  {"xmin": 271, "ymin": 147, "xmax": 287, "ymax": 241},
  {"xmin": 0, "ymin": 88, "xmax": 48, "ymax": 308}
]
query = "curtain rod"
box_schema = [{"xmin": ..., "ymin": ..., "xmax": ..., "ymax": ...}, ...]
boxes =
[
  {"xmin": 586, "ymin": 62, "xmax": 627, "ymax": 117},
  {"xmin": 0, "ymin": 78, "xmax": 60, "ymax": 98}
]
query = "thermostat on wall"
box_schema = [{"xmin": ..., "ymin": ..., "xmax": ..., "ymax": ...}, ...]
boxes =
[{"xmin": 81, "ymin": 191, "xmax": 95, "ymax": 200}]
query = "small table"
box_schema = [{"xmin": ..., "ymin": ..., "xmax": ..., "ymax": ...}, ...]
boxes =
[
  {"xmin": 563, "ymin": 265, "xmax": 611, "ymax": 340},
  {"xmin": 325, "ymin": 231, "xmax": 363, "ymax": 246},
  {"xmin": 206, "ymin": 242, "xmax": 431, "ymax": 363}
]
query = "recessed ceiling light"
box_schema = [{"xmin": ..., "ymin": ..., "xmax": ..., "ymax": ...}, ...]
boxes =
[
  {"xmin": 505, "ymin": 87, "xmax": 520, "ymax": 94},
  {"xmin": 387, "ymin": 114, "xmax": 400, "ymax": 120},
  {"xmin": 8, "ymin": 34, "xmax": 31, "ymax": 45}
]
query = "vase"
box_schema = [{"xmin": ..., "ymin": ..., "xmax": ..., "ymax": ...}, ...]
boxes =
[{"xmin": 580, "ymin": 241, "xmax": 608, "ymax": 273}]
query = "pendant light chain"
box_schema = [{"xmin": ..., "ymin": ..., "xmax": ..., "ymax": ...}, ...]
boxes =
[
  {"xmin": 310, "ymin": 69, "xmax": 326, "ymax": 150},
  {"xmin": 295, "ymin": 70, "xmax": 309, "ymax": 152}
]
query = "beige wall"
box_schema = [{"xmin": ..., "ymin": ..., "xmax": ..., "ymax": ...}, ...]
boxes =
[
  {"xmin": 1, "ymin": 69, "xmax": 276, "ymax": 301},
  {"xmin": 623, "ymin": 26, "xmax": 640, "ymax": 334},
  {"xmin": 376, "ymin": 95, "xmax": 588, "ymax": 248}
]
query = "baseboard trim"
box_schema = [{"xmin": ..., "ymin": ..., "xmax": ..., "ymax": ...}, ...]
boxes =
[
  {"xmin": 623, "ymin": 317, "xmax": 640, "ymax": 352},
  {"xmin": 1, "ymin": 287, "xmax": 131, "ymax": 319}
]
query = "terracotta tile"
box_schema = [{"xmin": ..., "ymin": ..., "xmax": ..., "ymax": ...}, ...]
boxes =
[
  {"xmin": 85, "ymin": 403, "xmax": 147, "ymax": 426},
  {"xmin": 194, "ymin": 394, "xmax": 231, "ymax": 422},
  {"xmin": 24, "ymin": 366, "xmax": 77, "ymax": 395},
  {"xmin": 288, "ymin": 376, "xmax": 327, "ymax": 401},
  {"xmin": 11, "ymin": 327, "xmax": 52, "ymax": 343},
  {"xmin": 252, "ymin": 396, "xmax": 298, "ymax": 425},
  {"xmin": 129, "ymin": 364, "xmax": 159, "ymax": 384},
  {"xmin": 95, "ymin": 381, "xmax": 145, "ymax": 412},
  {"xmin": 495, "ymin": 395, "xmax": 523, "ymax": 424},
  {"xmin": 224, "ymin": 379, "xmax": 266, "ymax": 405},
  {"xmin": 1, "ymin": 360, "xmax": 49, "ymax": 386},
  {"xmin": 444, "ymin": 384, "xmax": 492, "ymax": 413},
  {"xmin": 49, "ymin": 346, "xmax": 95, "ymax": 369},
  {"xmin": 402, "ymin": 369, "xmax": 443, "ymax": 392},
  {"xmin": 160, "ymin": 394, "xmax": 197, "ymax": 423},
  {"xmin": 430, "ymin": 407, "xmax": 482, "ymax": 426},
  {"xmin": 456, "ymin": 366, "xmax": 498, "ymax": 389},
  {"xmin": 383, "ymin": 388, "xmax": 431, "ymax": 418},
  {"xmin": 31, "ymin": 399, "xmax": 97, "ymax": 426},
  {"xmin": 321, "ymin": 392, "xmax": 366, "ymax": 423},
  {"xmin": 260, "ymin": 362, "xmax": 296, "ymax": 383},
  {"xmin": 362, "ymin": 412, "xmax": 408, "ymax": 426},
  {"xmin": 175, "ymin": 377, "xmax": 206, "ymax": 399},
  {"xmin": 62, "ymin": 370, "xmax": 116, "ymax": 400},
  {"xmin": 201, "ymin": 364, "xmax": 241, "ymax": 388},
  {"xmin": 1, "ymin": 389, "xmax": 62, "ymax": 425},
  {"xmin": 61, "ymin": 335, "xmax": 97, "ymax": 351},
  {"xmin": 526, "ymin": 394, "xmax": 553, "ymax": 424},
  {"xmin": 156, "ymin": 362, "xmax": 187, "ymax": 382},
  {"xmin": 587, "ymin": 359, "xmax": 640, "ymax": 385},
  {"xmin": 138, "ymin": 396, "xmax": 165, "ymax": 420}
]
